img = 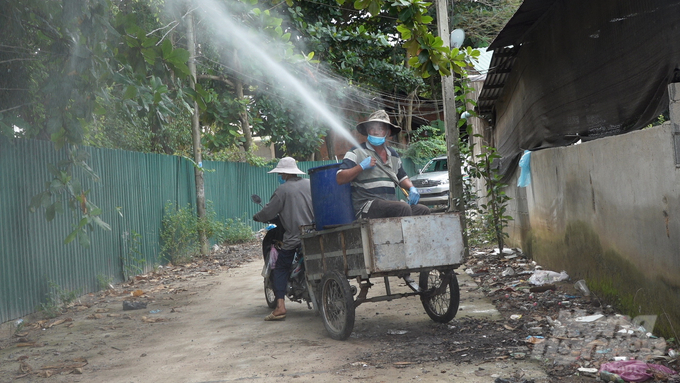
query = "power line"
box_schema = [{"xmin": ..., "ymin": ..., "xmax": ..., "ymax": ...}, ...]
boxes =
[{"xmin": 199, "ymin": 55, "xmax": 447, "ymax": 123}]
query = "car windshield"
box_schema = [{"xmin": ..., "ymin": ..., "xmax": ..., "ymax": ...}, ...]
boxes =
[{"xmin": 422, "ymin": 159, "xmax": 447, "ymax": 173}]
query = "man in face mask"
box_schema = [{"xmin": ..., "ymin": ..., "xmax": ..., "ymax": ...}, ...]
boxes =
[{"xmin": 336, "ymin": 110, "xmax": 430, "ymax": 219}]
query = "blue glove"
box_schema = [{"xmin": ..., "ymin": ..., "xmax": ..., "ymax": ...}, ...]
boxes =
[
  {"xmin": 408, "ymin": 186, "xmax": 420, "ymax": 205},
  {"xmin": 359, "ymin": 157, "xmax": 374, "ymax": 170}
]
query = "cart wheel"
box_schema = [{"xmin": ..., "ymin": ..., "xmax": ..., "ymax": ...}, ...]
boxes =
[
  {"xmin": 320, "ymin": 270, "xmax": 355, "ymax": 340},
  {"xmin": 419, "ymin": 270, "xmax": 460, "ymax": 323}
]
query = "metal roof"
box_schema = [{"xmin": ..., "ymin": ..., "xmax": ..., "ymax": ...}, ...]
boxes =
[
  {"xmin": 470, "ymin": 47, "xmax": 494, "ymax": 74},
  {"xmin": 475, "ymin": 46, "xmax": 520, "ymax": 120}
]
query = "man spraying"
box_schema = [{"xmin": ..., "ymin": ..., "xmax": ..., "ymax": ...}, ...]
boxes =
[{"xmin": 336, "ymin": 110, "xmax": 430, "ymax": 218}]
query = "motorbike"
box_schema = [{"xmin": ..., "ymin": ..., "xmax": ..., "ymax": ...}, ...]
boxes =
[{"xmin": 251, "ymin": 194, "xmax": 315, "ymax": 310}]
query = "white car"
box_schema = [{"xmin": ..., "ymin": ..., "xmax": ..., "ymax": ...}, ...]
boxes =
[{"xmin": 410, "ymin": 156, "xmax": 450, "ymax": 207}]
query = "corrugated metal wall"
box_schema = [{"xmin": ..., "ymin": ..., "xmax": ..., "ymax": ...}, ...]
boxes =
[
  {"xmin": 203, "ymin": 159, "xmax": 339, "ymax": 232},
  {"xmin": 0, "ymin": 138, "xmax": 198, "ymax": 323},
  {"xmin": 0, "ymin": 137, "xmax": 417, "ymax": 324}
]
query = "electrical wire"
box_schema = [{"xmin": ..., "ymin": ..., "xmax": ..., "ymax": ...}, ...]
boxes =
[{"xmin": 196, "ymin": 54, "xmax": 444, "ymax": 117}]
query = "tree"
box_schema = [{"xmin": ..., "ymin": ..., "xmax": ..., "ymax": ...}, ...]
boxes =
[
  {"xmin": 1, "ymin": 0, "xmax": 122, "ymax": 246},
  {"xmin": 1, "ymin": 0, "xmax": 515, "ymax": 247},
  {"xmin": 452, "ymin": 0, "xmax": 521, "ymax": 47},
  {"xmin": 189, "ymin": 0, "xmax": 326, "ymax": 161},
  {"xmin": 1, "ymin": 0, "xmax": 195, "ymax": 245}
]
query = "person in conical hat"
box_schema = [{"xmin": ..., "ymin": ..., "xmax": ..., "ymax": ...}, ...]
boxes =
[
  {"xmin": 253, "ymin": 157, "xmax": 314, "ymax": 321},
  {"xmin": 336, "ymin": 110, "xmax": 430, "ymax": 218}
]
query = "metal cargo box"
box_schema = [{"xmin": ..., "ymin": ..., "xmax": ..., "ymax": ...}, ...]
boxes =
[{"xmin": 301, "ymin": 212, "xmax": 465, "ymax": 281}]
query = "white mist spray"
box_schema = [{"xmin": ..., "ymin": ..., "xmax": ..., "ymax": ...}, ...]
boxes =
[{"xmin": 190, "ymin": 0, "xmax": 363, "ymax": 149}]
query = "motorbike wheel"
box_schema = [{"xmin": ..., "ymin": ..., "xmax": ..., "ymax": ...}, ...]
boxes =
[
  {"xmin": 419, "ymin": 270, "xmax": 460, "ymax": 323},
  {"xmin": 320, "ymin": 270, "xmax": 355, "ymax": 340},
  {"xmin": 264, "ymin": 275, "xmax": 277, "ymax": 309},
  {"xmin": 263, "ymin": 250, "xmax": 277, "ymax": 309}
]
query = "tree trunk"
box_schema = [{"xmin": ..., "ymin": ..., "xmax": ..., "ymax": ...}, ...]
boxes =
[
  {"xmin": 405, "ymin": 87, "xmax": 417, "ymax": 135},
  {"xmin": 186, "ymin": 7, "xmax": 208, "ymax": 256},
  {"xmin": 430, "ymin": 76, "xmax": 441, "ymax": 119},
  {"xmin": 233, "ymin": 50, "xmax": 252, "ymax": 153},
  {"xmin": 325, "ymin": 129, "xmax": 335, "ymax": 160}
]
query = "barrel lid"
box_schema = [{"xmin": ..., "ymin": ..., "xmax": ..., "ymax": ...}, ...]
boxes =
[{"xmin": 307, "ymin": 163, "xmax": 342, "ymax": 174}]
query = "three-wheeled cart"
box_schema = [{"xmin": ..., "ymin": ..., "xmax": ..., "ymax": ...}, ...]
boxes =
[{"xmin": 300, "ymin": 212, "xmax": 465, "ymax": 340}]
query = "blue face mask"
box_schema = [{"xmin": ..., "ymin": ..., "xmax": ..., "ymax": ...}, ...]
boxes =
[
  {"xmin": 278, "ymin": 174, "xmax": 286, "ymax": 184},
  {"xmin": 367, "ymin": 135, "xmax": 386, "ymax": 146}
]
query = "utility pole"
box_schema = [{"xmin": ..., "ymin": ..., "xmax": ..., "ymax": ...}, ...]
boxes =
[
  {"xmin": 435, "ymin": 0, "xmax": 464, "ymax": 214},
  {"xmin": 186, "ymin": 8, "xmax": 209, "ymax": 256}
]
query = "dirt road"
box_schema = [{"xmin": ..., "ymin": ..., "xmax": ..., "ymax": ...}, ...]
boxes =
[{"xmin": 0, "ymin": 243, "xmax": 548, "ymax": 383}]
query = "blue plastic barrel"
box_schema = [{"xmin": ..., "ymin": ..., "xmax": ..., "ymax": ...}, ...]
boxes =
[{"xmin": 308, "ymin": 163, "xmax": 355, "ymax": 231}]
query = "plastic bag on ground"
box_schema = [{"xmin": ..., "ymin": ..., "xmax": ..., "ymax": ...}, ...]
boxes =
[
  {"xmin": 529, "ymin": 270, "xmax": 569, "ymax": 285},
  {"xmin": 600, "ymin": 360, "xmax": 677, "ymax": 382}
]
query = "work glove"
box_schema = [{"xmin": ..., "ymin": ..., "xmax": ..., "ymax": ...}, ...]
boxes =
[
  {"xmin": 359, "ymin": 157, "xmax": 374, "ymax": 170},
  {"xmin": 408, "ymin": 186, "xmax": 420, "ymax": 205}
]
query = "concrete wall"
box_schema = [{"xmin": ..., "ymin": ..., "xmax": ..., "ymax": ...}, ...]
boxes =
[{"xmin": 500, "ymin": 84, "xmax": 680, "ymax": 337}]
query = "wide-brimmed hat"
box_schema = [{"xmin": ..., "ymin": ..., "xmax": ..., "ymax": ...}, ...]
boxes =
[
  {"xmin": 268, "ymin": 157, "xmax": 305, "ymax": 175},
  {"xmin": 356, "ymin": 110, "xmax": 401, "ymax": 136}
]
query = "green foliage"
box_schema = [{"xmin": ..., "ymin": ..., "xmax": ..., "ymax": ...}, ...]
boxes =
[
  {"xmin": 27, "ymin": 145, "xmax": 111, "ymax": 248},
  {"xmin": 37, "ymin": 280, "xmax": 82, "ymax": 319},
  {"xmin": 220, "ymin": 216, "xmax": 256, "ymax": 244},
  {"xmin": 205, "ymin": 144, "xmax": 270, "ymax": 167},
  {"xmin": 452, "ymin": 0, "xmax": 522, "ymax": 47},
  {"xmin": 347, "ymin": 0, "xmax": 478, "ymax": 78},
  {"xmin": 108, "ymin": 8, "xmax": 194, "ymax": 155},
  {"xmin": 160, "ymin": 202, "xmax": 254, "ymax": 263},
  {"xmin": 122, "ymin": 231, "xmax": 147, "ymax": 280},
  {"xmin": 398, "ymin": 121, "xmax": 446, "ymax": 169},
  {"xmin": 4, "ymin": 0, "xmax": 516, "ymax": 250},
  {"xmin": 13, "ymin": 319, "xmax": 26, "ymax": 335},
  {"xmin": 644, "ymin": 113, "xmax": 668, "ymax": 129},
  {"xmin": 451, "ymin": 75, "xmax": 512, "ymax": 250},
  {"xmin": 254, "ymin": 92, "xmax": 327, "ymax": 160},
  {"xmin": 96, "ymin": 274, "xmax": 114, "ymax": 290},
  {"xmin": 462, "ymin": 128, "xmax": 513, "ymax": 251},
  {"xmin": 4, "ymin": 0, "xmax": 196, "ymax": 246},
  {"xmin": 86, "ymin": 113, "xmax": 193, "ymax": 154},
  {"xmin": 296, "ymin": 15, "xmax": 423, "ymax": 94},
  {"xmin": 161, "ymin": 203, "xmax": 202, "ymax": 265}
]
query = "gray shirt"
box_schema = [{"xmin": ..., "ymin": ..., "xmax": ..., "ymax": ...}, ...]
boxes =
[{"xmin": 253, "ymin": 177, "xmax": 314, "ymax": 250}]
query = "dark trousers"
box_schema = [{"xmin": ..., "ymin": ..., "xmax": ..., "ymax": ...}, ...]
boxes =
[
  {"xmin": 363, "ymin": 199, "xmax": 431, "ymax": 219},
  {"xmin": 273, "ymin": 247, "xmax": 296, "ymax": 300}
]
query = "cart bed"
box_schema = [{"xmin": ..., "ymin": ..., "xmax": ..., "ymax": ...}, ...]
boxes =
[{"xmin": 301, "ymin": 212, "xmax": 465, "ymax": 281}]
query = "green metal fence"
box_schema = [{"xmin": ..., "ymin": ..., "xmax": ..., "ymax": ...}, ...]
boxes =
[
  {"xmin": 0, "ymin": 138, "xmax": 197, "ymax": 323},
  {"xmin": 0, "ymin": 137, "xmax": 417, "ymax": 324}
]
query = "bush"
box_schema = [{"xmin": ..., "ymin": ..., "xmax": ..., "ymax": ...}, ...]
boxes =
[
  {"xmin": 397, "ymin": 122, "xmax": 447, "ymax": 170},
  {"xmin": 37, "ymin": 280, "xmax": 82, "ymax": 319},
  {"xmin": 220, "ymin": 216, "xmax": 255, "ymax": 244},
  {"xmin": 160, "ymin": 203, "xmax": 202, "ymax": 264},
  {"xmin": 160, "ymin": 202, "xmax": 254, "ymax": 264}
]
